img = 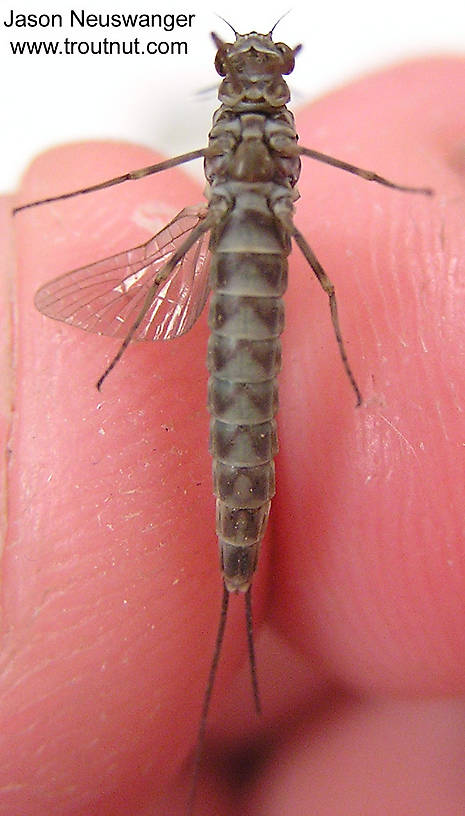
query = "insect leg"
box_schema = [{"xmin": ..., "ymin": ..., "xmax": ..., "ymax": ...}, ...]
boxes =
[
  {"xmin": 13, "ymin": 148, "xmax": 208, "ymax": 214},
  {"xmin": 299, "ymin": 146, "xmax": 433, "ymax": 195},
  {"xmin": 292, "ymin": 224, "xmax": 362, "ymax": 406},
  {"xmin": 96, "ymin": 211, "xmax": 216, "ymax": 390}
]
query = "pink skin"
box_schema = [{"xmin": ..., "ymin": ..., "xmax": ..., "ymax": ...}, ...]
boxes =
[{"xmin": 3, "ymin": 57, "xmax": 465, "ymax": 814}]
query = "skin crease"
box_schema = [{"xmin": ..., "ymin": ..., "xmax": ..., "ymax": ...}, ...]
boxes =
[{"xmin": 2, "ymin": 56, "xmax": 465, "ymax": 815}]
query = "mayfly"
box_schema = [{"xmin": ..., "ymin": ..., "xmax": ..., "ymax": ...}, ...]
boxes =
[{"xmin": 14, "ymin": 19, "xmax": 433, "ymax": 813}]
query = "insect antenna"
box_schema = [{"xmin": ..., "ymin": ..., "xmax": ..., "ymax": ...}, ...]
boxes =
[
  {"xmin": 269, "ymin": 9, "xmax": 292, "ymax": 37},
  {"xmin": 215, "ymin": 14, "xmax": 239, "ymax": 38}
]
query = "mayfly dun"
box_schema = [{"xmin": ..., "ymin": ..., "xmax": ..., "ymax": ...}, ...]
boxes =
[{"xmin": 14, "ymin": 18, "xmax": 433, "ymax": 814}]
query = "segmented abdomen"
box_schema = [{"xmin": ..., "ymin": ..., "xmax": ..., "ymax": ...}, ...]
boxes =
[{"xmin": 207, "ymin": 197, "xmax": 288, "ymax": 591}]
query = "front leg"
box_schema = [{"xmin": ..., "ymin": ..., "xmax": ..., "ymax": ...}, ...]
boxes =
[{"xmin": 299, "ymin": 146, "xmax": 433, "ymax": 196}]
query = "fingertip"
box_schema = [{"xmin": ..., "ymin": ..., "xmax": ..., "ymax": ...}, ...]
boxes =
[{"xmin": 277, "ymin": 57, "xmax": 465, "ymax": 693}]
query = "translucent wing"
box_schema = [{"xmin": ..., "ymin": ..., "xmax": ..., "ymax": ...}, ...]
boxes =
[{"xmin": 34, "ymin": 205, "xmax": 212, "ymax": 341}]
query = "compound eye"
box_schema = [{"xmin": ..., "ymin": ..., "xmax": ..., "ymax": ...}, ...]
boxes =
[
  {"xmin": 214, "ymin": 52, "xmax": 226, "ymax": 76},
  {"xmin": 275, "ymin": 42, "xmax": 295, "ymax": 74}
]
